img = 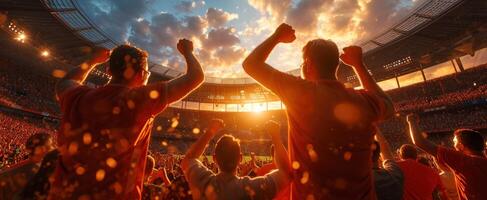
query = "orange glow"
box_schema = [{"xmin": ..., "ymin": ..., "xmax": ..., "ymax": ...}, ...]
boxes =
[
  {"xmin": 41, "ymin": 50, "xmax": 50, "ymax": 57},
  {"xmin": 15, "ymin": 33, "xmax": 26, "ymax": 42}
]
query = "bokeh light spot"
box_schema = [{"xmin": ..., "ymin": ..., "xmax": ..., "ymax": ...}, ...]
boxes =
[
  {"xmin": 149, "ymin": 90, "xmax": 159, "ymax": 99},
  {"xmin": 292, "ymin": 161, "xmax": 300, "ymax": 170},
  {"xmin": 96, "ymin": 169, "xmax": 105, "ymax": 181},
  {"xmin": 83, "ymin": 133, "xmax": 92, "ymax": 145},
  {"xmin": 106, "ymin": 157, "xmax": 117, "ymax": 168}
]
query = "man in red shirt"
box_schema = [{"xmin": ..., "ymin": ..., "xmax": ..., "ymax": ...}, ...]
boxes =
[
  {"xmin": 49, "ymin": 39, "xmax": 204, "ymax": 199},
  {"xmin": 396, "ymin": 144, "xmax": 448, "ymax": 200},
  {"xmin": 243, "ymin": 23, "xmax": 394, "ymax": 199},
  {"xmin": 407, "ymin": 114, "xmax": 487, "ymax": 200}
]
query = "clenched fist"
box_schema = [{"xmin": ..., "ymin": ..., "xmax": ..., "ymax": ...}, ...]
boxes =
[
  {"xmin": 177, "ymin": 39, "xmax": 193, "ymax": 55},
  {"xmin": 340, "ymin": 46, "xmax": 363, "ymax": 67},
  {"xmin": 273, "ymin": 23, "xmax": 296, "ymax": 43}
]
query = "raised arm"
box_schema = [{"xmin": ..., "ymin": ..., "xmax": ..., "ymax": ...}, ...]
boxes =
[
  {"xmin": 242, "ymin": 23, "xmax": 296, "ymax": 87},
  {"xmin": 340, "ymin": 46, "xmax": 395, "ymax": 119},
  {"xmin": 181, "ymin": 119, "xmax": 224, "ymax": 170},
  {"xmin": 265, "ymin": 121, "xmax": 292, "ymax": 181},
  {"xmin": 406, "ymin": 114, "xmax": 438, "ymax": 156},
  {"xmin": 375, "ymin": 128, "xmax": 394, "ymax": 161},
  {"xmin": 165, "ymin": 39, "xmax": 204, "ymax": 103},
  {"xmin": 55, "ymin": 49, "xmax": 110, "ymax": 98}
]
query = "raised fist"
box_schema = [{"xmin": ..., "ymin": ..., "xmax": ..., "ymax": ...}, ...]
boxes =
[
  {"xmin": 177, "ymin": 39, "xmax": 193, "ymax": 55},
  {"xmin": 273, "ymin": 23, "xmax": 296, "ymax": 43},
  {"xmin": 340, "ymin": 46, "xmax": 363, "ymax": 67}
]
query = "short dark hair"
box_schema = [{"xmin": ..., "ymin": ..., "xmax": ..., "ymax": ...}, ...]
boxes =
[
  {"xmin": 214, "ymin": 135, "xmax": 241, "ymax": 173},
  {"xmin": 399, "ymin": 144, "xmax": 417, "ymax": 160},
  {"xmin": 26, "ymin": 133, "xmax": 52, "ymax": 156},
  {"xmin": 372, "ymin": 141, "xmax": 381, "ymax": 162},
  {"xmin": 454, "ymin": 129, "xmax": 485, "ymax": 152},
  {"xmin": 109, "ymin": 45, "xmax": 148, "ymax": 80},
  {"xmin": 302, "ymin": 39, "xmax": 339, "ymax": 78}
]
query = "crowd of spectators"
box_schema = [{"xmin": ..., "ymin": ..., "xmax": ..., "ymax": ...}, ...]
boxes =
[
  {"xmin": 0, "ymin": 112, "xmax": 56, "ymax": 170},
  {"xmin": 0, "ymin": 58, "xmax": 59, "ymax": 115},
  {"xmin": 389, "ymin": 65, "xmax": 487, "ymax": 112}
]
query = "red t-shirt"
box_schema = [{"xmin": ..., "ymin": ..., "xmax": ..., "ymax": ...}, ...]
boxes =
[
  {"xmin": 397, "ymin": 159, "xmax": 444, "ymax": 200},
  {"xmin": 254, "ymin": 163, "xmax": 276, "ymax": 176},
  {"xmin": 437, "ymin": 146, "xmax": 487, "ymax": 200},
  {"xmin": 257, "ymin": 71, "xmax": 388, "ymax": 199},
  {"xmin": 48, "ymin": 85, "xmax": 167, "ymax": 200}
]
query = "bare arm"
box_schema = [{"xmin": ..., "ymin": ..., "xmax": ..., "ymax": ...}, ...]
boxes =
[
  {"xmin": 242, "ymin": 23, "xmax": 296, "ymax": 87},
  {"xmin": 265, "ymin": 121, "xmax": 292, "ymax": 181},
  {"xmin": 375, "ymin": 128, "xmax": 394, "ymax": 161},
  {"xmin": 161, "ymin": 168, "xmax": 172, "ymax": 186},
  {"xmin": 340, "ymin": 46, "xmax": 395, "ymax": 119},
  {"xmin": 181, "ymin": 119, "xmax": 224, "ymax": 170},
  {"xmin": 164, "ymin": 39, "xmax": 205, "ymax": 104},
  {"xmin": 406, "ymin": 114, "xmax": 438, "ymax": 156},
  {"xmin": 55, "ymin": 49, "xmax": 109, "ymax": 98}
]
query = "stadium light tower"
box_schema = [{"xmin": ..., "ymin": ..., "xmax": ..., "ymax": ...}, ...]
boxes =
[{"xmin": 15, "ymin": 33, "xmax": 26, "ymax": 42}]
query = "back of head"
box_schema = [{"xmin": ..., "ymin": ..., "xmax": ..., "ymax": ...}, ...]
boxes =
[
  {"xmin": 399, "ymin": 144, "xmax": 418, "ymax": 160},
  {"xmin": 372, "ymin": 141, "xmax": 381, "ymax": 163},
  {"xmin": 109, "ymin": 45, "xmax": 148, "ymax": 81},
  {"xmin": 214, "ymin": 135, "xmax": 241, "ymax": 173},
  {"xmin": 302, "ymin": 39, "xmax": 339, "ymax": 79},
  {"xmin": 454, "ymin": 129, "xmax": 485, "ymax": 153},
  {"xmin": 26, "ymin": 133, "xmax": 52, "ymax": 157}
]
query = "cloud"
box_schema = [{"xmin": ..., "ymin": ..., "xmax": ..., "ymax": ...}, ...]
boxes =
[
  {"xmin": 247, "ymin": 0, "xmax": 291, "ymax": 22},
  {"xmin": 203, "ymin": 27, "xmax": 240, "ymax": 49},
  {"xmin": 81, "ymin": 0, "xmax": 425, "ymax": 77},
  {"xmin": 205, "ymin": 8, "xmax": 238, "ymax": 28},
  {"xmin": 286, "ymin": 0, "xmax": 331, "ymax": 32},
  {"xmin": 174, "ymin": 1, "xmax": 206, "ymax": 13},
  {"xmin": 80, "ymin": 0, "xmax": 150, "ymax": 42},
  {"xmin": 174, "ymin": 1, "xmax": 197, "ymax": 12},
  {"xmin": 124, "ymin": 8, "xmax": 245, "ymax": 73}
]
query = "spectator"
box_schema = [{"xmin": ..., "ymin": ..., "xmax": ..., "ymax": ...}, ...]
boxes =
[
  {"xmin": 407, "ymin": 114, "xmax": 487, "ymax": 200},
  {"xmin": 182, "ymin": 119, "xmax": 290, "ymax": 200},
  {"xmin": 142, "ymin": 155, "xmax": 165, "ymax": 200},
  {"xmin": 48, "ymin": 40, "xmax": 204, "ymax": 199},
  {"xmin": 373, "ymin": 129, "xmax": 404, "ymax": 200},
  {"xmin": 243, "ymin": 23, "xmax": 394, "ymax": 199},
  {"xmin": 17, "ymin": 149, "xmax": 60, "ymax": 200},
  {"xmin": 0, "ymin": 133, "xmax": 54, "ymax": 199},
  {"xmin": 396, "ymin": 144, "xmax": 448, "ymax": 200}
]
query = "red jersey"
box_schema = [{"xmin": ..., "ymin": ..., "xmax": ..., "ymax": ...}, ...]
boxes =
[
  {"xmin": 49, "ymin": 85, "xmax": 167, "ymax": 200},
  {"xmin": 259, "ymin": 71, "xmax": 388, "ymax": 199},
  {"xmin": 437, "ymin": 146, "xmax": 487, "ymax": 200},
  {"xmin": 398, "ymin": 159, "xmax": 444, "ymax": 200}
]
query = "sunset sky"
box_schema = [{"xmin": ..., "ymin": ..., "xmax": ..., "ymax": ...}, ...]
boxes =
[{"xmin": 79, "ymin": 0, "xmax": 424, "ymax": 78}]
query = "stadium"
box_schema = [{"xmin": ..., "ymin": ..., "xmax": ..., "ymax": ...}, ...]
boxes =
[{"xmin": 0, "ymin": 0, "xmax": 486, "ymax": 199}]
